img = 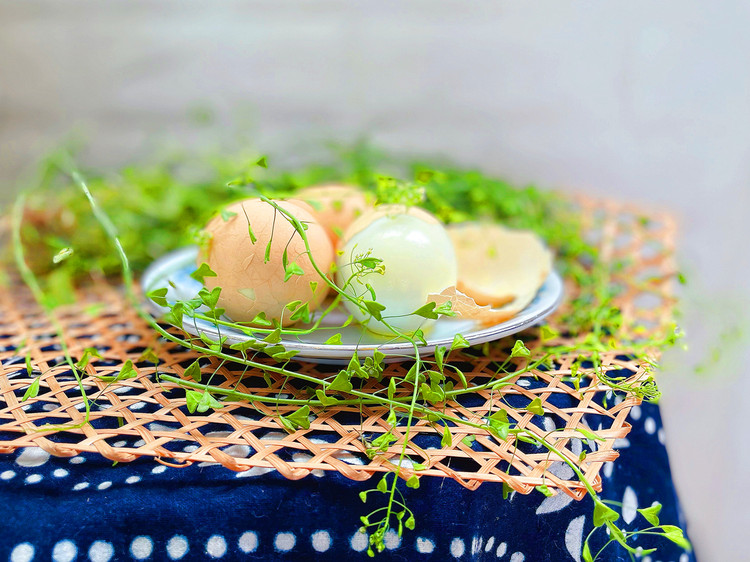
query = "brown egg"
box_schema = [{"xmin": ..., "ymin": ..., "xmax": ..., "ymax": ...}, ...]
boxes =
[
  {"xmin": 294, "ymin": 184, "xmax": 371, "ymax": 246},
  {"xmin": 199, "ymin": 198, "xmax": 333, "ymax": 326}
]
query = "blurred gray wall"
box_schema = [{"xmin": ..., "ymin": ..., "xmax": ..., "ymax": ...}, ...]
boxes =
[{"xmin": 1, "ymin": 2, "xmax": 748, "ymax": 559}]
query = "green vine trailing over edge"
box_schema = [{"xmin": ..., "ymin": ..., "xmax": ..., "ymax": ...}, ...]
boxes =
[{"xmin": 8, "ymin": 148, "xmax": 690, "ymax": 559}]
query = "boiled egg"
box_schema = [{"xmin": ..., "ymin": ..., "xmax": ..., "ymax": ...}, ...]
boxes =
[
  {"xmin": 294, "ymin": 184, "xmax": 371, "ymax": 246},
  {"xmin": 335, "ymin": 205, "xmax": 457, "ymax": 336}
]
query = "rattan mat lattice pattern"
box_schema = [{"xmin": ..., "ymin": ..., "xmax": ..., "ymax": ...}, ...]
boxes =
[{"xmin": 0, "ymin": 199, "xmax": 677, "ymax": 501}]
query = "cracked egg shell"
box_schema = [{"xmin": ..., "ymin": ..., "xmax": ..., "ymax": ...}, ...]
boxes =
[
  {"xmin": 447, "ymin": 222, "xmax": 552, "ymax": 310},
  {"xmin": 199, "ymin": 198, "xmax": 333, "ymax": 326}
]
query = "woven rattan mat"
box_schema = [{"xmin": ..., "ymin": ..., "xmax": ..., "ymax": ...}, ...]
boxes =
[{"xmin": 0, "ymin": 199, "xmax": 677, "ymax": 500}]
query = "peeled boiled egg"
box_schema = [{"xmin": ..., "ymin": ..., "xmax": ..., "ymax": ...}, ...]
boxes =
[
  {"xmin": 294, "ymin": 184, "xmax": 371, "ymax": 246},
  {"xmin": 200, "ymin": 198, "xmax": 333, "ymax": 326},
  {"xmin": 335, "ymin": 204, "xmax": 457, "ymax": 336}
]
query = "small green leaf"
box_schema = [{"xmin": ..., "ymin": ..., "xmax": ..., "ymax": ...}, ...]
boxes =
[
  {"xmin": 526, "ymin": 397, "xmax": 544, "ymax": 416},
  {"xmin": 199, "ymin": 286, "xmax": 222, "ymax": 310},
  {"xmin": 325, "ymin": 333, "xmax": 343, "ymax": 345},
  {"xmin": 637, "ymin": 503, "xmax": 662, "ymax": 526},
  {"xmin": 577, "ymin": 427, "xmax": 606, "ymax": 442},
  {"xmin": 358, "ymin": 257, "xmax": 383, "ymax": 269},
  {"xmin": 271, "ymin": 349, "xmax": 299, "ymax": 361},
  {"xmin": 434, "ymin": 300, "xmax": 455, "ymax": 316},
  {"xmin": 659, "ymin": 525, "xmax": 691, "ymax": 550},
  {"xmin": 190, "ymin": 263, "xmax": 217, "ymax": 284},
  {"xmin": 376, "ymin": 475, "xmax": 388, "ymax": 493},
  {"xmin": 309, "ymin": 281, "xmax": 318, "ymax": 293},
  {"xmin": 220, "ymin": 209, "xmax": 237, "ymax": 221},
  {"xmin": 284, "ymin": 405, "xmax": 311, "ymax": 430},
  {"xmin": 535, "ymin": 484, "xmax": 554, "ymax": 497},
  {"xmin": 52, "ymin": 247, "xmax": 74, "ymax": 264},
  {"xmin": 138, "ymin": 348, "xmax": 159, "ymax": 365},
  {"xmin": 412, "ymin": 328, "xmax": 427, "ymax": 346},
  {"xmin": 677, "ymin": 272, "xmax": 687, "ymax": 285},
  {"xmin": 434, "ymin": 346, "xmax": 446, "ymax": 373},
  {"xmin": 450, "ymin": 333, "xmax": 470, "ymax": 351},
  {"xmin": 461, "ymin": 434, "xmax": 476, "ymax": 447},
  {"xmin": 540, "ymin": 325, "xmax": 559, "ymax": 342},
  {"xmin": 185, "ymin": 390, "xmax": 201, "ymax": 413},
  {"xmin": 364, "ymin": 300, "xmax": 386, "ymax": 321},
  {"xmin": 358, "ymin": 491, "xmax": 368, "ymax": 503},
  {"xmin": 411, "ymin": 302, "xmax": 438, "ymax": 320},
  {"xmin": 315, "ymin": 389, "xmax": 338, "ymax": 406},
  {"xmin": 387, "ymin": 377, "xmax": 396, "ymax": 400},
  {"xmin": 582, "ymin": 540, "xmax": 593, "ymax": 562},
  {"xmin": 197, "ymin": 391, "xmax": 223, "ymax": 413},
  {"xmin": 440, "ymin": 426, "xmax": 452, "ymax": 448},
  {"xmin": 263, "ymin": 328, "xmax": 282, "ymax": 344},
  {"xmin": 510, "ymin": 339, "xmax": 531, "ymax": 358},
  {"xmin": 25, "ymin": 353, "xmax": 33, "ymax": 376},
  {"xmin": 502, "ymin": 481, "xmax": 512, "ymax": 500},
  {"xmin": 328, "ymin": 370, "xmax": 353, "ymax": 393},
  {"xmin": 593, "ymin": 500, "xmax": 620, "ymax": 527},
  {"xmin": 256, "ymin": 155, "xmax": 268, "ymax": 168},
  {"xmin": 283, "ymin": 262, "xmax": 305, "ymax": 282},
  {"xmin": 184, "ymin": 360, "xmax": 202, "ymax": 382},
  {"xmin": 289, "ymin": 302, "xmax": 310, "ymax": 323},
  {"xmin": 404, "ymin": 515, "xmax": 416, "ymax": 530},
  {"xmin": 405, "ymin": 475, "xmax": 420, "ymax": 489},
  {"xmin": 22, "ymin": 377, "xmax": 41, "ymax": 402}
]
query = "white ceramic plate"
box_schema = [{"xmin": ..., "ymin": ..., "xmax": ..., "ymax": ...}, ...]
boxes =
[{"xmin": 140, "ymin": 246, "xmax": 563, "ymax": 364}]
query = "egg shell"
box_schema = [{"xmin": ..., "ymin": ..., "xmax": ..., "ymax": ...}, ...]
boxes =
[
  {"xmin": 200, "ymin": 198, "xmax": 333, "ymax": 326},
  {"xmin": 295, "ymin": 184, "xmax": 371, "ymax": 246}
]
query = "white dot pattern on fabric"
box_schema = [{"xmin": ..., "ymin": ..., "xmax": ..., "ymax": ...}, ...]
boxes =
[
  {"xmin": 383, "ymin": 529, "xmax": 401, "ymax": 550},
  {"xmin": 52, "ymin": 539, "xmax": 77, "ymax": 562},
  {"xmin": 680, "ymin": 554, "xmax": 690, "ymax": 562},
  {"xmin": 183, "ymin": 445, "xmax": 199, "ymax": 453},
  {"xmin": 238, "ymin": 532, "xmax": 258, "ymax": 553},
  {"xmin": 484, "ymin": 536, "xmax": 495, "ymax": 552},
  {"xmin": 53, "ymin": 468, "xmax": 68, "ymax": 478},
  {"xmin": 88, "ymin": 540, "xmax": 114, "ymax": 562},
  {"xmin": 350, "ymin": 532, "xmax": 368, "ymax": 552},
  {"xmin": 152, "ymin": 465, "xmax": 167, "ymax": 474},
  {"xmin": 644, "ymin": 417, "xmax": 657, "ymax": 434},
  {"xmin": 630, "ymin": 405, "xmax": 642, "ymax": 420},
  {"xmin": 206, "ymin": 535, "xmax": 227, "ymax": 558},
  {"xmin": 97, "ymin": 481, "xmax": 112, "ymax": 490},
  {"xmin": 496, "ymin": 542, "xmax": 507, "ymax": 557},
  {"xmin": 70, "ymin": 456, "xmax": 85, "ymax": 464},
  {"xmin": 25, "ymin": 474, "xmax": 42, "ymax": 484},
  {"xmin": 311, "ymin": 530, "xmax": 331, "ymax": 552},
  {"xmin": 1, "ymin": 470, "xmax": 16, "ymax": 480},
  {"xmin": 130, "ymin": 536, "xmax": 154, "ymax": 560},
  {"xmin": 274, "ymin": 532, "xmax": 296, "ymax": 552},
  {"xmin": 472, "ymin": 536, "xmax": 483, "ymax": 554},
  {"xmin": 125, "ymin": 476, "xmax": 141, "ymax": 484},
  {"xmin": 167, "ymin": 535, "xmax": 189, "ymax": 560},
  {"xmin": 565, "ymin": 515, "xmax": 585, "ymax": 562},
  {"xmin": 603, "ymin": 461, "xmax": 614, "ymax": 479},
  {"xmin": 658, "ymin": 428, "xmax": 666, "ymax": 445},
  {"xmin": 416, "ymin": 537, "xmax": 435, "ymax": 553},
  {"xmin": 17, "ymin": 447, "xmax": 50, "ymax": 467},
  {"xmin": 73, "ymin": 482, "xmax": 89, "ymax": 491},
  {"xmin": 236, "ymin": 466, "xmax": 275, "ymax": 478},
  {"xmin": 622, "ymin": 486, "xmax": 638, "ymax": 524},
  {"xmin": 10, "ymin": 543, "xmax": 34, "ymax": 562},
  {"xmin": 510, "ymin": 553, "xmax": 525, "ymax": 562},
  {"xmin": 450, "ymin": 538, "xmax": 465, "ymax": 558}
]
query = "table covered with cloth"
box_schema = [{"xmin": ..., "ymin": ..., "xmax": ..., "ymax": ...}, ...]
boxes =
[
  {"xmin": 0, "ymin": 201, "xmax": 694, "ymax": 561},
  {"xmin": 0, "ymin": 399, "xmax": 692, "ymax": 561}
]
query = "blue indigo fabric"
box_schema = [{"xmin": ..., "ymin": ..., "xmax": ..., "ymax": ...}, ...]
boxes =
[{"xmin": 0, "ymin": 401, "xmax": 694, "ymax": 561}]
